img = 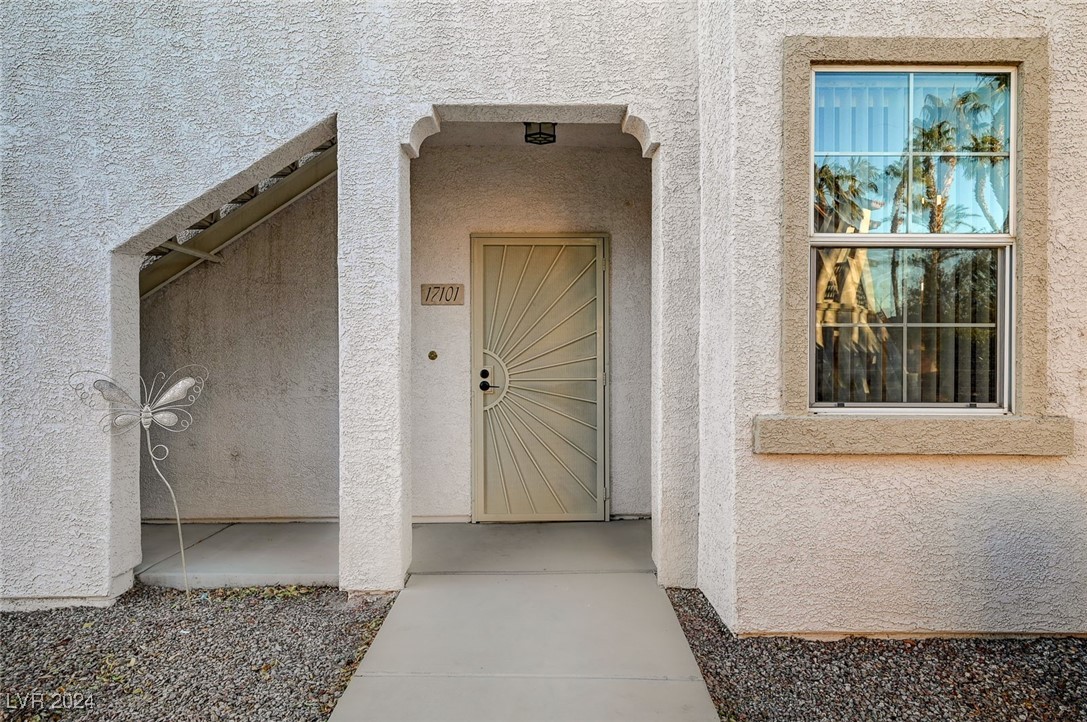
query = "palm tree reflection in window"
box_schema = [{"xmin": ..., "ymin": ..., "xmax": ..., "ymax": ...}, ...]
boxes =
[
  {"xmin": 959, "ymin": 73, "xmax": 1011, "ymax": 233},
  {"xmin": 814, "ymin": 158, "xmax": 890, "ymax": 233},
  {"xmin": 814, "ymin": 73, "xmax": 1010, "ymax": 235}
]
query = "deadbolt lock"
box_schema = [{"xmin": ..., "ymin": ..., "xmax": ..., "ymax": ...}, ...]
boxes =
[{"xmin": 479, "ymin": 366, "xmax": 497, "ymax": 392}]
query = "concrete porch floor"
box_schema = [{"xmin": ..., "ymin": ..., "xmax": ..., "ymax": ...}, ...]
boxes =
[
  {"xmin": 139, "ymin": 520, "xmax": 717, "ymax": 720},
  {"xmin": 137, "ymin": 522, "xmax": 339, "ymax": 588},
  {"xmin": 137, "ymin": 519, "xmax": 656, "ymax": 587}
]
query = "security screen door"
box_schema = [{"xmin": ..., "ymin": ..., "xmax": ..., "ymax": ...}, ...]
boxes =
[{"xmin": 471, "ymin": 234, "xmax": 608, "ymax": 522}]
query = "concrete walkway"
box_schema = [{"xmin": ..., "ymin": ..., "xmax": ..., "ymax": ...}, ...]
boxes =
[{"xmin": 330, "ymin": 521, "xmax": 718, "ymax": 722}]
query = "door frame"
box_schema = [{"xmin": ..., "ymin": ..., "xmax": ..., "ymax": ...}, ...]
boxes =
[{"xmin": 470, "ymin": 233, "xmax": 610, "ymax": 522}]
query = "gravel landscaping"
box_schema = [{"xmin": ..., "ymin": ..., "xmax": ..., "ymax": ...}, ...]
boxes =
[
  {"xmin": 668, "ymin": 588, "xmax": 1087, "ymax": 722},
  {"xmin": 0, "ymin": 584, "xmax": 394, "ymax": 722}
]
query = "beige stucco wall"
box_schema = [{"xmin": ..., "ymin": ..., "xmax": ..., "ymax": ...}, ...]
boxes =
[
  {"xmin": 409, "ymin": 143, "xmax": 652, "ymax": 519},
  {"xmin": 696, "ymin": 0, "xmax": 739, "ymax": 632},
  {"xmin": 140, "ymin": 181, "xmax": 339, "ymax": 521},
  {"xmin": 698, "ymin": 0, "xmax": 1087, "ymax": 634},
  {"xmin": 1, "ymin": 1, "xmax": 701, "ymax": 605},
  {"xmin": 5, "ymin": 0, "xmax": 1084, "ymax": 632}
]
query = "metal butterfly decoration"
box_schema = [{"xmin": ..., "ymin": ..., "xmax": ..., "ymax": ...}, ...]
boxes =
[{"xmin": 69, "ymin": 365, "xmax": 209, "ymax": 597}]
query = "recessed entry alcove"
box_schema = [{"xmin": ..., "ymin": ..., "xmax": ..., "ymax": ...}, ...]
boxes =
[{"xmin": 408, "ymin": 121, "xmax": 653, "ymax": 526}]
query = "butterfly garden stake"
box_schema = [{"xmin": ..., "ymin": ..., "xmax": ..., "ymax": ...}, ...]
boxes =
[{"xmin": 70, "ymin": 365, "xmax": 209, "ymax": 598}]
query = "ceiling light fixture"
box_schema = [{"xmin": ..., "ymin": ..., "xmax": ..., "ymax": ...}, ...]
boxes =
[{"xmin": 524, "ymin": 122, "xmax": 557, "ymax": 145}]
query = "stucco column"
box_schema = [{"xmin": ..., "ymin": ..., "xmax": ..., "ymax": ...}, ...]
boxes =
[
  {"xmin": 649, "ymin": 127, "xmax": 702, "ymax": 587},
  {"xmin": 337, "ymin": 109, "xmax": 413, "ymax": 591},
  {"xmin": 0, "ymin": 247, "xmax": 142, "ymax": 609},
  {"xmin": 695, "ymin": 0, "xmax": 739, "ymax": 627}
]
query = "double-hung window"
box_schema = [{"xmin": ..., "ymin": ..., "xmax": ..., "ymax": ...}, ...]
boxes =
[
  {"xmin": 810, "ymin": 68, "xmax": 1014, "ymax": 410},
  {"xmin": 756, "ymin": 38, "xmax": 1069, "ymax": 455}
]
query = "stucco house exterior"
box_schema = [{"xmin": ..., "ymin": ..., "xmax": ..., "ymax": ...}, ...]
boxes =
[{"xmin": 2, "ymin": 1, "xmax": 1085, "ymax": 637}]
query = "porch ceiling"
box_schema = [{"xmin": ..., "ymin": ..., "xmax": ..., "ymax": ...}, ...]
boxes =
[{"xmin": 421, "ymin": 122, "xmax": 640, "ymax": 149}]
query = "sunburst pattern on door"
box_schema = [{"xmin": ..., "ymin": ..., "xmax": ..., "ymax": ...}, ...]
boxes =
[{"xmin": 473, "ymin": 237, "xmax": 607, "ymax": 521}]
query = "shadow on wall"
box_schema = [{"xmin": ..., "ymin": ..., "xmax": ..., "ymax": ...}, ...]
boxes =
[
  {"xmin": 139, "ymin": 181, "xmax": 340, "ymax": 522},
  {"xmin": 944, "ymin": 477, "xmax": 1087, "ymax": 633}
]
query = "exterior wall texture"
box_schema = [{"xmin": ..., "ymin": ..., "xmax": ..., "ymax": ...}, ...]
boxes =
[
  {"xmin": 410, "ymin": 144, "xmax": 652, "ymax": 519},
  {"xmin": 696, "ymin": 0, "xmax": 739, "ymax": 631},
  {"xmin": 140, "ymin": 181, "xmax": 339, "ymax": 521},
  {"xmin": 1, "ymin": 1, "xmax": 700, "ymax": 606},
  {"xmin": 697, "ymin": 0, "xmax": 1087, "ymax": 634},
  {"xmin": 2, "ymin": 0, "xmax": 1085, "ymax": 633}
]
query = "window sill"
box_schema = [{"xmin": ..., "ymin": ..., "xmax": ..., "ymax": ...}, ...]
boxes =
[{"xmin": 753, "ymin": 414, "xmax": 1074, "ymax": 456}]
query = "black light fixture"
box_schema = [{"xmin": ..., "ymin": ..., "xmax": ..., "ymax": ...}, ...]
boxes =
[{"xmin": 524, "ymin": 122, "xmax": 557, "ymax": 145}]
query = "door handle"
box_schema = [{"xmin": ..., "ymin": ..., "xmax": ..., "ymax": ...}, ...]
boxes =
[{"xmin": 479, "ymin": 380, "xmax": 501, "ymax": 391}]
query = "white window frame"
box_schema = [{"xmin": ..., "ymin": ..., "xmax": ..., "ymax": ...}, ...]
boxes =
[{"xmin": 807, "ymin": 65, "xmax": 1018, "ymax": 414}]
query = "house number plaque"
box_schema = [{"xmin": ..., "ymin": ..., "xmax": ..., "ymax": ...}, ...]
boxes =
[{"xmin": 421, "ymin": 283, "xmax": 464, "ymax": 305}]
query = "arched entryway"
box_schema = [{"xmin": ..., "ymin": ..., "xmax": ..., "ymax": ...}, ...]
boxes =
[{"xmin": 347, "ymin": 106, "xmax": 700, "ymax": 591}]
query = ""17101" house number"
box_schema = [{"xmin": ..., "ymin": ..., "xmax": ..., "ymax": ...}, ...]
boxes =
[{"xmin": 420, "ymin": 283, "xmax": 464, "ymax": 305}]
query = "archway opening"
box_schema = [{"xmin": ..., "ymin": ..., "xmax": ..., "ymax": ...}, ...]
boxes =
[
  {"xmin": 130, "ymin": 134, "xmax": 341, "ymax": 589},
  {"xmin": 406, "ymin": 117, "xmax": 653, "ymax": 573}
]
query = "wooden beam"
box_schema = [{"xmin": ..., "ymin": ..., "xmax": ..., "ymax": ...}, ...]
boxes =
[
  {"xmin": 157, "ymin": 240, "xmax": 224, "ymax": 263},
  {"xmin": 140, "ymin": 145, "xmax": 337, "ymax": 298}
]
